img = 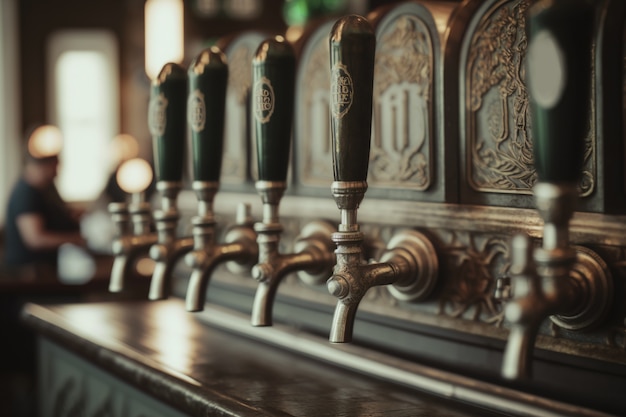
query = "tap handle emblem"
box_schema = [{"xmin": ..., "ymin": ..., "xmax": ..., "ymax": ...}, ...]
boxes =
[
  {"xmin": 329, "ymin": 15, "xmax": 375, "ymax": 183},
  {"xmin": 149, "ymin": 63, "xmax": 188, "ymax": 183},
  {"xmin": 188, "ymin": 47, "xmax": 228, "ymax": 183},
  {"xmin": 527, "ymin": 0, "xmax": 594, "ymax": 184},
  {"xmin": 252, "ymin": 36, "xmax": 296, "ymax": 183}
]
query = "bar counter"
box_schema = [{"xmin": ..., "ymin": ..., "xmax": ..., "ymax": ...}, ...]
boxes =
[
  {"xmin": 21, "ymin": 299, "xmax": 483, "ymax": 416},
  {"xmin": 21, "ymin": 299, "xmax": 618, "ymax": 417}
]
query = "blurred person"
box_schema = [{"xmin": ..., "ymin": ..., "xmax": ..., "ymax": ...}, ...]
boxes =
[{"xmin": 3, "ymin": 125, "xmax": 85, "ymax": 273}]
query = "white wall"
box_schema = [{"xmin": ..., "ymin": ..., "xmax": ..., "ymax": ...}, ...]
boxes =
[{"xmin": 0, "ymin": 0, "xmax": 21, "ymax": 226}]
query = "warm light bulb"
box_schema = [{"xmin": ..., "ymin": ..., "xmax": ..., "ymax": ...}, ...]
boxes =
[
  {"xmin": 111, "ymin": 133, "xmax": 140, "ymax": 164},
  {"xmin": 145, "ymin": 0, "xmax": 184, "ymax": 80},
  {"xmin": 28, "ymin": 125, "xmax": 63, "ymax": 158},
  {"xmin": 116, "ymin": 158, "xmax": 153, "ymax": 194}
]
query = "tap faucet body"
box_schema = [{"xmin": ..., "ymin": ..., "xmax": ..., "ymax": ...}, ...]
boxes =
[
  {"xmin": 109, "ymin": 201, "xmax": 158, "ymax": 293},
  {"xmin": 501, "ymin": 0, "xmax": 612, "ymax": 380},
  {"xmin": 325, "ymin": 16, "xmax": 438, "ymax": 343},
  {"xmin": 109, "ymin": 202, "xmax": 130, "ymax": 238},
  {"xmin": 251, "ymin": 181, "xmax": 336, "ymax": 326},
  {"xmin": 250, "ymin": 37, "xmax": 336, "ymax": 326},
  {"xmin": 143, "ymin": 62, "xmax": 190, "ymax": 299},
  {"xmin": 182, "ymin": 47, "xmax": 260, "ymax": 312},
  {"xmin": 148, "ymin": 181, "xmax": 195, "ymax": 300},
  {"xmin": 185, "ymin": 182, "xmax": 258, "ymax": 312},
  {"xmin": 326, "ymin": 182, "xmax": 438, "ymax": 343},
  {"xmin": 502, "ymin": 184, "xmax": 612, "ymax": 380}
]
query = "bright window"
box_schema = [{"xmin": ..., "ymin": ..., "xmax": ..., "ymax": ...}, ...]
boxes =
[
  {"xmin": 0, "ymin": 0, "xmax": 20, "ymax": 225},
  {"xmin": 48, "ymin": 31, "xmax": 119, "ymax": 202}
]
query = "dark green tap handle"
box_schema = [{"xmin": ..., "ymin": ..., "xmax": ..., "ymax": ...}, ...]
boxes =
[
  {"xmin": 188, "ymin": 47, "xmax": 228, "ymax": 183},
  {"xmin": 527, "ymin": 0, "xmax": 594, "ymax": 183},
  {"xmin": 252, "ymin": 37, "xmax": 296, "ymax": 182},
  {"xmin": 149, "ymin": 63, "xmax": 187, "ymax": 183},
  {"xmin": 329, "ymin": 15, "xmax": 376, "ymax": 183}
]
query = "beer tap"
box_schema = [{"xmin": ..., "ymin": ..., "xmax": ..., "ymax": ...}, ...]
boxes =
[
  {"xmin": 501, "ymin": 0, "xmax": 612, "ymax": 380},
  {"xmin": 146, "ymin": 63, "xmax": 195, "ymax": 300},
  {"xmin": 185, "ymin": 47, "xmax": 259, "ymax": 313},
  {"xmin": 325, "ymin": 15, "xmax": 439, "ymax": 343},
  {"xmin": 250, "ymin": 37, "xmax": 336, "ymax": 327},
  {"xmin": 108, "ymin": 158, "xmax": 157, "ymax": 293}
]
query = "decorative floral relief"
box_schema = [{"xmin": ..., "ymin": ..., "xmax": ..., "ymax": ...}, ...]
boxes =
[
  {"xmin": 437, "ymin": 232, "xmax": 510, "ymax": 326},
  {"xmin": 466, "ymin": 0, "xmax": 595, "ymax": 195},
  {"xmin": 222, "ymin": 44, "xmax": 255, "ymax": 183},
  {"xmin": 299, "ymin": 36, "xmax": 332, "ymax": 186},
  {"xmin": 222, "ymin": 211, "xmax": 626, "ymax": 360},
  {"xmin": 371, "ymin": 15, "xmax": 433, "ymax": 190}
]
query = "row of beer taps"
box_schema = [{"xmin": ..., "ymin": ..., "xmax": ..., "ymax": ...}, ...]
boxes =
[{"xmin": 107, "ymin": 0, "xmax": 613, "ymax": 383}]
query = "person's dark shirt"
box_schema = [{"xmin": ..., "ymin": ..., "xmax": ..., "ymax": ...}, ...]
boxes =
[{"xmin": 3, "ymin": 177, "xmax": 79, "ymax": 266}]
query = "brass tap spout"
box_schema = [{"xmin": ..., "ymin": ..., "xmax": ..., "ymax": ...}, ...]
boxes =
[
  {"xmin": 327, "ymin": 255, "xmax": 398, "ymax": 343},
  {"xmin": 147, "ymin": 181, "xmax": 194, "ymax": 300},
  {"xmin": 109, "ymin": 236, "xmax": 158, "ymax": 292},
  {"xmin": 327, "ymin": 184, "xmax": 438, "ymax": 344},
  {"xmin": 184, "ymin": 220, "xmax": 258, "ymax": 312},
  {"xmin": 501, "ymin": 185, "xmax": 604, "ymax": 381},
  {"xmin": 148, "ymin": 233, "xmax": 194, "ymax": 300},
  {"xmin": 500, "ymin": 0, "xmax": 613, "ymax": 381},
  {"xmin": 251, "ymin": 183, "xmax": 335, "ymax": 326},
  {"xmin": 327, "ymin": 209, "xmax": 437, "ymax": 343},
  {"xmin": 184, "ymin": 185, "xmax": 258, "ymax": 312},
  {"xmin": 501, "ymin": 233, "xmax": 569, "ymax": 380},
  {"xmin": 502, "ymin": 321, "xmax": 539, "ymax": 381},
  {"xmin": 251, "ymin": 233, "xmax": 335, "ymax": 326},
  {"xmin": 109, "ymin": 201, "xmax": 158, "ymax": 293}
]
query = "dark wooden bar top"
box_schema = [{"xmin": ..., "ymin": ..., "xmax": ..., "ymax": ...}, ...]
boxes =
[
  {"xmin": 23, "ymin": 299, "xmax": 620, "ymax": 417},
  {"xmin": 21, "ymin": 299, "xmax": 503, "ymax": 417}
]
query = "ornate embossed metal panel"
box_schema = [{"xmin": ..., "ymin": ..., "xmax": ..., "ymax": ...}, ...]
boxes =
[
  {"xmin": 294, "ymin": 4, "xmax": 457, "ymax": 201},
  {"xmin": 368, "ymin": 2, "xmax": 456, "ymax": 201},
  {"xmin": 459, "ymin": 0, "xmax": 596, "ymax": 207},
  {"xmin": 219, "ymin": 33, "xmax": 264, "ymax": 187},
  {"xmin": 371, "ymin": 9, "xmax": 434, "ymax": 191},
  {"xmin": 294, "ymin": 20, "xmax": 335, "ymax": 191}
]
